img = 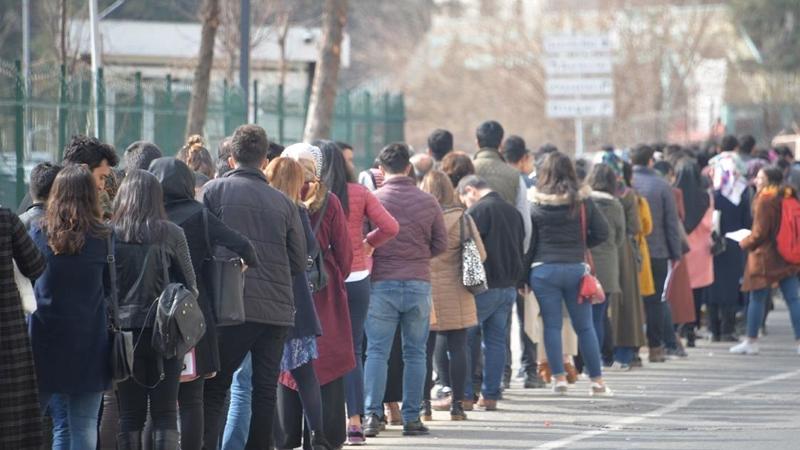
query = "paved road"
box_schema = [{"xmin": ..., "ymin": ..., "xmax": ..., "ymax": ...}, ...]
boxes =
[{"xmin": 365, "ymin": 303, "xmax": 800, "ymax": 450}]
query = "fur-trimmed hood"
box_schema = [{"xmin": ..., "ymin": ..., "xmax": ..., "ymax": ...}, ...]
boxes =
[{"xmin": 528, "ymin": 185, "xmax": 592, "ymax": 205}]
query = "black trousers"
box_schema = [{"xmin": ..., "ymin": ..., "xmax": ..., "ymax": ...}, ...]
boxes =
[
  {"xmin": 644, "ymin": 258, "xmax": 669, "ymax": 348},
  {"xmin": 383, "ymin": 327, "xmax": 404, "ymax": 403},
  {"xmin": 708, "ymin": 303, "xmax": 737, "ymax": 337},
  {"xmin": 424, "ymin": 329, "xmax": 468, "ymax": 402},
  {"xmin": 202, "ymin": 322, "xmax": 287, "ymax": 450},
  {"xmin": 515, "ymin": 292, "xmax": 537, "ymax": 373},
  {"xmin": 178, "ymin": 377, "xmax": 204, "ymax": 450},
  {"xmin": 274, "ymin": 377, "xmax": 346, "ymax": 450},
  {"xmin": 116, "ymin": 328, "xmax": 182, "ymax": 433}
]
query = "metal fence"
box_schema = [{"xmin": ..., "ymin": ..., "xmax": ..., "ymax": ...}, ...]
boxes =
[{"xmin": 0, "ymin": 59, "xmax": 405, "ymax": 207}]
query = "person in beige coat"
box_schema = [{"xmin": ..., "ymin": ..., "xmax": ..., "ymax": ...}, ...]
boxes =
[{"xmin": 420, "ymin": 171, "xmax": 486, "ymax": 420}]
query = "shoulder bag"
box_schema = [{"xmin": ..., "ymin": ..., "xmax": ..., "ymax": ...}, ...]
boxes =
[
  {"xmin": 460, "ymin": 211, "xmax": 488, "ymax": 295},
  {"xmin": 578, "ymin": 203, "xmax": 606, "ymax": 305},
  {"xmin": 107, "ymin": 234, "xmax": 134, "ymax": 383},
  {"xmin": 307, "ymin": 194, "xmax": 330, "ymax": 293},
  {"xmin": 202, "ymin": 209, "xmax": 246, "ymax": 326}
]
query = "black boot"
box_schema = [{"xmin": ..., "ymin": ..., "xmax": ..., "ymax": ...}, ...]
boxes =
[
  {"xmin": 116, "ymin": 431, "xmax": 142, "ymax": 450},
  {"xmin": 450, "ymin": 401, "xmax": 467, "ymax": 421},
  {"xmin": 421, "ymin": 400, "xmax": 433, "ymax": 421},
  {"xmin": 310, "ymin": 430, "xmax": 332, "ymax": 450},
  {"xmin": 152, "ymin": 429, "xmax": 179, "ymax": 450}
]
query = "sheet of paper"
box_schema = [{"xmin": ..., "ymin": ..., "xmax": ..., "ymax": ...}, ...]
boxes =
[{"xmin": 725, "ymin": 229, "xmax": 751, "ymax": 243}]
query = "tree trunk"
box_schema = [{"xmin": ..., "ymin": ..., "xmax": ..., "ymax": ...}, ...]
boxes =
[
  {"xmin": 60, "ymin": 0, "xmax": 67, "ymax": 67},
  {"xmin": 186, "ymin": 0, "xmax": 221, "ymax": 137},
  {"xmin": 303, "ymin": 0, "xmax": 348, "ymax": 142}
]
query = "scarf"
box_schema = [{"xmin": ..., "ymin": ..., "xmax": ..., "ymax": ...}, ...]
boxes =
[{"xmin": 708, "ymin": 152, "xmax": 748, "ymax": 206}]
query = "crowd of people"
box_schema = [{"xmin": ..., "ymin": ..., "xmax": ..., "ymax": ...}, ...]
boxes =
[{"xmin": 2, "ymin": 119, "xmax": 800, "ymax": 450}]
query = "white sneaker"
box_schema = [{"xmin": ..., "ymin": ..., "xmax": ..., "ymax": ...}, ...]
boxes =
[
  {"xmin": 552, "ymin": 380, "xmax": 568, "ymax": 396},
  {"xmin": 589, "ymin": 382, "xmax": 613, "ymax": 397},
  {"xmin": 609, "ymin": 362, "xmax": 632, "ymax": 372},
  {"xmin": 729, "ymin": 340, "xmax": 760, "ymax": 355}
]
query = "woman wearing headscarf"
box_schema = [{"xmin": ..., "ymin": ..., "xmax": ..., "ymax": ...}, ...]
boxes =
[
  {"xmin": 674, "ymin": 158, "xmax": 714, "ymax": 347},
  {"xmin": 707, "ymin": 152, "xmax": 752, "ymax": 342},
  {"xmin": 277, "ymin": 142, "xmax": 354, "ymax": 450},
  {"xmin": 148, "ymin": 157, "xmax": 258, "ymax": 450}
]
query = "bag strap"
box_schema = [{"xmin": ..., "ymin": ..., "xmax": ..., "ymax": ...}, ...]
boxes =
[
  {"xmin": 313, "ymin": 194, "xmax": 330, "ymax": 235},
  {"xmin": 201, "ymin": 208, "xmax": 212, "ymax": 256},
  {"xmin": 106, "ymin": 234, "xmax": 120, "ymax": 330},
  {"xmin": 580, "ymin": 202, "xmax": 597, "ymax": 274}
]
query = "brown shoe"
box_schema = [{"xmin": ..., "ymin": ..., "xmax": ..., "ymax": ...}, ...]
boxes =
[
  {"xmin": 385, "ymin": 402, "xmax": 402, "ymax": 425},
  {"xmin": 564, "ymin": 362, "xmax": 578, "ymax": 384},
  {"xmin": 537, "ymin": 362, "xmax": 552, "ymax": 383},
  {"xmin": 478, "ymin": 398, "xmax": 497, "ymax": 411},
  {"xmin": 461, "ymin": 400, "xmax": 474, "ymax": 411},
  {"xmin": 432, "ymin": 397, "xmax": 451, "ymax": 411},
  {"xmin": 648, "ymin": 346, "xmax": 666, "ymax": 363}
]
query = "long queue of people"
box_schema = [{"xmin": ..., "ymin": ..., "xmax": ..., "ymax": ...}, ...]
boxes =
[{"xmin": 2, "ymin": 120, "xmax": 800, "ymax": 450}]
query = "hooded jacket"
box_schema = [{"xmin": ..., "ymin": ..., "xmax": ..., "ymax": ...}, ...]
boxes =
[
  {"xmin": 467, "ymin": 191, "xmax": 525, "ymax": 288},
  {"xmin": 528, "ymin": 185, "xmax": 610, "ymax": 266},
  {"xmin": 201, "ymin": 166, "xmax": 306, "ymax": 327}
]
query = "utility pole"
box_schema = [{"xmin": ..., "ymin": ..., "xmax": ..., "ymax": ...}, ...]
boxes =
[
  {"xmin": 239, "ymin": 0, "xmax": 250, "ymax": 121},
  {"xmin": 89, "ymin": 0, "xmax": 102, "ymax": 137}
]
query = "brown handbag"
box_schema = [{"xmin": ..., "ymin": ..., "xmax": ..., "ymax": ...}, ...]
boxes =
[{"xmin": 578, "ymin": 203, "xmax": 606, "ymax": 305}]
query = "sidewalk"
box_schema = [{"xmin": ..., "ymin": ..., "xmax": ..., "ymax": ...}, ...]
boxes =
[{"xmin": 364, "ymin": 304, "xmax": 800, "ymax": 450}]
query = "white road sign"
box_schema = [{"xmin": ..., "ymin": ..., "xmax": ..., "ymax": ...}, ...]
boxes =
[
  {"xmin": 544, "ymin": 56, "xmax": 612, "ymax": 76},
  {"xmin": 547, "ymin": 99, "xmax": 614, "ymax": 119},
  {"xmin": 545, "ymin": 77, "xmax": 614, "ymax": 96},
  {"xmin": 543, "ymin": 34, "xmax": 612, "ymax": 54}
]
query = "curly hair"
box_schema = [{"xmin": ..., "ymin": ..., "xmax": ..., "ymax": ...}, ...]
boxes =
[
  {"xmin": 63, "ymin": 135, "xmax": 119, "ymax": 168},
  {"xmin": 178, "ymin": 135, "xmax": 215, "ymax": 179},
  {"xmin": 44, "ymin": 165, "xmax": 109, "ymax": 255}
]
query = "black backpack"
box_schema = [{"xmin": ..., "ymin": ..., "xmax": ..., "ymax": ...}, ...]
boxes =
[{"xmin": 307, "ymin": 195, "xmax": 330, "ymax": 293}]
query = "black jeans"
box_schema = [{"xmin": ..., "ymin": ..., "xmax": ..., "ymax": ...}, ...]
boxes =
[
  {"xmin": 202, "ymin": 322, "xmax": 287, "ymax": 450},
  {"xmin": 708, "ymin": 303, "xmax": 737, "ymax": 337},
  {"xmin": 644, "ymin": 258, "xmax": 669, "ymax": 348},
  {"xmin": 424, "ymin": 329, "xmax": 468, "ymax": 403},
  {"xmin": 178, "ymin": 377, "xmax": 204, "ymax": 450},
  {"xmin": 274, "ymin": 377, "xmax": 346, "ymax": 450},
  {"xmin": 116, "ymin": 328, "xmax": 181, "ymax": 433},
  {"xmin": 515, "ymin": 292, "xmax": 537, "ymax": 374}
]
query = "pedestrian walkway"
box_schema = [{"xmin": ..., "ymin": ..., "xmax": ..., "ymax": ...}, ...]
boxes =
[{"xmin": 366, "ymin": 303, "xmax": 800, "ymax": 450}]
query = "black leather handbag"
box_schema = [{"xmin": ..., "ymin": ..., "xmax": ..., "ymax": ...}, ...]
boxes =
[
  {"xmin": 107, "ymin": 235, "xmax": 134, "ymax": 383},
  {"xmin": 307, "ymin": 195, "xmax": 330, "ymax": 293},
  {"xmin": 202, "ymin": 209, "xmax": 246, "ymax": 326}
]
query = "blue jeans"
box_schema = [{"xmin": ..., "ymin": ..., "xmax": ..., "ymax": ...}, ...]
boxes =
[
  {"xmin": 40, "ymin": 391, "xmax": 103, "ymax": 450},
  {"xmin": 465, "ymin": 287, "xmax": 516, "ymax": 401},
  {"xmin": 363, "ymin": 280, "xmax": 431, "ymax": 424},
  {"xmin": 530, "ymin": 263, "xmax": 603, "ymax": 379},
  {"xmin": 613, "ymin": 347, "xmax": 636, "ymax": 364},
  {"xmin": 747, "ymin": 276, "xmax": 800, "ymax": 339},
  {"xmin": 592, "ymin": 300, "xmax": 609, "ymax": 352},
  {"xmin": 221, "ymin": 352, "xmax": 252, "ymax": 450},
  {"xmin": 344, "ymin": 277, "xmax": 371, "ymax": 418}
]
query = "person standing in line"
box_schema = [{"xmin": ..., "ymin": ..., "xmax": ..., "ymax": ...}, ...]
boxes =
[
  {"xmin": 411, "ymin": 153, "xmax": 435, "ymax": 184},
  {"xmin": 177, "ymin": 135, "xmax": 216, "ymax": 180},
  {"xmin": 457, "ymin": 175, "xmax": 524, "ymax": 410},
  {"xmin": 274, "ymin": 141, "xmax": 354, "ymax": 450},
  {"xmin": 731, "ymin": 166, "xmax": 800, "ymax": 355},
  {"xmin": 19, "ymin": 162, "xmax": 62, "ymax": 229},
  {"xmin": 441, "ymin": 152, "xmax": 476, "ymax": 188},
  {"xmin": 124, "ymin": 141, "xmax": 163, "ymax": 173},
  {"xmin": 201, "ymin": 125, "xmax": 306, "ymax": 450},
  {"xmin": 111, "ymin": 169, "xmax": 198, "ymax": 449},
  {"xmin": 0, "ymin": 209, "xmax": 46, "ymax": 449},
  {"xmin": 630, "ymin": 145, "xmax": 684, "ymax": 363},
  {"xmin": 319, "ymin": 142, "xmax": 399, "ymax": 445},
  {"xmin": 421, "ymin": 171, "xmax": 486, "ymax": 419},
  {"xmin": 586, "ymin": 164, "xmax": 626, "ymax": 365},
  {"xmin": 427, "ymin": 129, "xmax": 454, "ymax": 166},
  {"xmin": 148, "ymin": 157, "xmax": 258, "ymax": 450},
  {"xmin": 362, "ymin": 143, "xmax": 447, "ymax": 438},
  {"xmin": 527, "ymin": 152, "xmax": 612, "ymax": 396}
]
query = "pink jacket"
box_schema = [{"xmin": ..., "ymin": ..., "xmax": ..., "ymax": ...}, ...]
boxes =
[{"xmin": 346, "ymin": 183, "xmax": 399, "ymax": 273}]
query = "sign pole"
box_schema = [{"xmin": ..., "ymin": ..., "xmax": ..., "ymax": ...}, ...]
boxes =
[{"xmin": 575, "ymin": 116, "xmax": 584, "ymax": 157}]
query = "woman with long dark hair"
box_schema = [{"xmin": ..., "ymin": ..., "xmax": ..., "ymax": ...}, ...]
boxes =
[
  {"xmin": 318, "ymin": 141, "xmax": 398, "ymax": 443},
  {"xmin": 731, "ymin": 166, "xmax": 800, "ymax": 355},
  {"xmin": 527, "ymin": 152, "xmax": 611, "ymax": 395},
  {"xmin": 149, "ymin": 158, "xmax": 257, "ymax": 450},
  {"xmin": 111, "ymin": 169, "xmax": 197, "ymax": 449},
  {"xmin": 29, "ymin": 165, "xmax": 112, "ymax": 449}
]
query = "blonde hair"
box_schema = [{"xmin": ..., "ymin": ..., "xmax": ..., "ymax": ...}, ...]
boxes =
[
  {"xmin": 178, "ymin": 135, "xmax": 214, "ymax": 179},
  {"xmin": 420, "ymin": 170, "xmax": 456, "ymax": 207},
  {"xmin": 265, "ymin": 158, "xmax": 305, "ymax": 203}
]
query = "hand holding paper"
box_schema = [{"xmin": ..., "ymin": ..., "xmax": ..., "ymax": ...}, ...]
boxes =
[{"xmin": 725, "ymin": 229, "xmax": 751, "ymax": 243}]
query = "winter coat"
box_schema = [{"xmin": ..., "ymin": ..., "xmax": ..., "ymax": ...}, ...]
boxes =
[
  {"xmin": 150, "ymin": 157, "xmax": 259, "ymax": 375},
  {"xmin": 288, "ymin": 206, "xmax": 322, "ymax": 339},
  {"xmin": 0, "ymin": 209, "xmax": 46, "ymax": 449},
  {"xmin": 430, "ymin": 207, "xmax": 486, "ymax": 331},
  {"xmin": 632, "ymin": 166, "xmax": 684, "ymax": 261},
  {"xmin": 613, "ymin": 189, "xmax": 647, "ymax": 348},
  {"xmin": 527, "ymin": 186, "xmax": 610, "ymax": 265},
  {"xmin": 741, "ymin": 187, "xmax": 800, "ymax": 292},
  {"xmin": 588, "ymin": 191, "xmax": 625, "ymax": 294},
  {"xmin": 29, "ymin": 227, "xmax": 111, "ymax": 394},
  {"xmin": 346, "ymin": 183, "xmax": 399, "ymax": 273},
  {"xmin": 19, "ymin": 203, "xmax": 45, "ymax": 229},
  {"xmin": 282, "ymin": 192, "xmax": 354, "ymax": 388},
  {"xmin": 468, "ymin": 192, "xmax": 525, "ymax": 289},
  {"xmin": 685, "ymin": 196, "xmax": 715, "ymax": 289},
  {"xmin": 201, "ymin": 166, "xmax": 306, "ymax": 326},
  {"xmin": 371, "ymin": 176, "xmax": 447, "ymax": 282},
  {"xmin": 473, "ymin": 148, "xmax": 520, "ymax": 205},
  {"xmin": 636, "ymin": 195, "xmax": 656, "ymax": 297},
  {"xmin": 709, "ymin": 189, "xmax": 751, "ymax": 305}
]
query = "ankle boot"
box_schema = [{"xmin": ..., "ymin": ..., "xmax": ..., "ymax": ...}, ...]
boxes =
[
  {"xmin": 151, "ymin": 429, "xmax": 179, "ymax": 450},
  {"xmin": 116, "ymin": 431, "xmax": 142, "ymax": 450},
  {"xmin": 564, "ymin": 362, "xmax": 578, "ymax": 384},
  {"xmin": 310, "ymin": 430, "xmax": 333, "ymax": 450},
  {"xmin": 450, "ymin": 401, "xmax": 467, "ymax": 421},
  {"xmin": 648, "ymin": 346, "xmax": 666, "ymax": 363},
  {"xmin": 421, "ymin": 400, "xmax": 433, "ymax": 421},
  {"xmin": 537, "ymin": 362, "xmax": 552, "ymax": 383}
]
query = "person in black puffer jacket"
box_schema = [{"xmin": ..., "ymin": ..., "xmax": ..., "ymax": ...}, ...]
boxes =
[
  {"xmin": 526, "ymin": 152, "xmax": 612, "ymax": 397},
  {"xmin": 112, "ymin": 169, "xmax": 198, "ymax": 450}
]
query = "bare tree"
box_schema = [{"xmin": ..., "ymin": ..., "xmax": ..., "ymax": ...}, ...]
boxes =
[
  {"xmin": 186, "ymin": 0, "xmax": 221, "ymax": 136},
  {"xmin": 303, "ymin": 0, "xmax": 348, "ymax": 142}
]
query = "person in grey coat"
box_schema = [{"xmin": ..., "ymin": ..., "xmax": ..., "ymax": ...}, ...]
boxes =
[
  {"xmin": 587, "ymin": 164, "xmax": 626, "ymax": 357},
  {"xmin": 630, "ymin": 144, "xmax": 683, "ymax": 362}
]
